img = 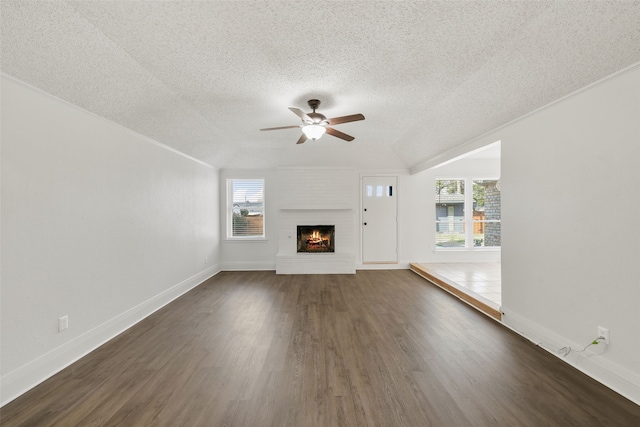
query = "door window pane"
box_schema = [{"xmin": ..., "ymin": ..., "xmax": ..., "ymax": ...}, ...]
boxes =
[{"xmin": 366, "ymin": 185, "xmax": 373, "ymax": 197}]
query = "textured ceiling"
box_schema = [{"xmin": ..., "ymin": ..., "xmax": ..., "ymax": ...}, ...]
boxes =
[{"xmin": 2, "ymin": 1, "xmax": 639, "ymax": 170}]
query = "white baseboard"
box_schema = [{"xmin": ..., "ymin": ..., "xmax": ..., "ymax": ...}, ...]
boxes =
[
  {"xmin": 501, "ymin": 308, "xmax": 640, "ymax": 406},
  {"xmin": 218, "ymin": 261, "xmax": 411, "ymax": 272},
  {"xmin": 0, "ymin": 265, "xmax": 221, "ymax": 407},
  {"xmin": 356, "ymin": 262, "xmax": 410, "ymax": 270},
  {"xmin": 221, "ymin": 261, "xmax": 276, "ymax": 271}
]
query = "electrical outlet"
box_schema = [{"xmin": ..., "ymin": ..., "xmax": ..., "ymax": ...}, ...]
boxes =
[
  {"xmin": 597, "ymin": 326, "xmax": 610, "ymax": 345},
  {"xmin": 58, "ymin": 315, "xmax": 69, "ymax": 332}
]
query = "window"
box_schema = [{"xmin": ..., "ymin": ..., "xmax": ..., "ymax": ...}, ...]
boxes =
[
  {"xmin": 435, "ymin": 180, "xmax": 466, "ymax": 247},
  {"xmin": 435, "ymin": 178, "xmax": 500, "ymax": 248},
  {"xmin": 472, "ymin": 180, "xmax": 501, "ymax": 247},
  {"xmin": 227, "ymin": 179, "xmax": 265, "ymax": 238}
]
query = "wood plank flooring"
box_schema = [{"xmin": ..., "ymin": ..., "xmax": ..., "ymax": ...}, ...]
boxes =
[{"xmin": 2, "ymin": 270, "xmax": 639, "ymax": 426}]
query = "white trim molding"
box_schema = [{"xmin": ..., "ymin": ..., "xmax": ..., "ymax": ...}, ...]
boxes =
[
  {"xmin": 501, "ymin": 308, "xmax": 640, "ymax": 406},
  {"xmin": 221, "ymin": 261, "xmax": 276, "ymax": 271},
  {"xmin": 0, "ymin": 265, "xmax": 221, "ymax": 407}
]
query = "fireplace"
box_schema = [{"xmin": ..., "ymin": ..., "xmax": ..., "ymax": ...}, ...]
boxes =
[{"xmin": 297, "ymin": 225, "xmax": 335, "ymax": 253}]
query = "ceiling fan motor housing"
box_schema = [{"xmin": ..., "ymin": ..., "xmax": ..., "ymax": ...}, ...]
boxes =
[
  {"xmin": 306, "ymin": 100, "xmax": 327, "ymax": 124},
  {"xmin": 307, "ymin": 99, "xmax": 321, "ymax": 111},
  {"xmin": 307, "ymin": 112, "xmax": 328, "ymax": 125}
]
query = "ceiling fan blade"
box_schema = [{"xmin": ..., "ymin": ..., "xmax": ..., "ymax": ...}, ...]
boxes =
[
  {"xmin": 325, "ymin": 127, "xmax": 355, "ymax": 142},
  {"xmin": 296, "ymin": 133, "xmax": 308, "ymax": 144},
  {"xmin": 327, "ymin": 113, "xmax": 365, "ymax": 125},
  {"xmin": 260, "ymin": 125, "xmax": 302, "ymax": 131},
  {"xmin": 289, "ymin": 107, "xmax": 313, "ymax": 123}
]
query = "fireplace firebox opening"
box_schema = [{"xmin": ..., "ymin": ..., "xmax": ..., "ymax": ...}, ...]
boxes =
[{"xmin": 297, "ymin": 225, "xmax": 335, "ymax": 253}]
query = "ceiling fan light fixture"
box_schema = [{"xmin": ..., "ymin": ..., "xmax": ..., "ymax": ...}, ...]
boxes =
[
  {"xmin": 260, "ymin": 100, "xmax": 364, "ymax": 144},
  {"xmin": 302, "ymin": 124, "xmax": 326, "ymax": 141}
]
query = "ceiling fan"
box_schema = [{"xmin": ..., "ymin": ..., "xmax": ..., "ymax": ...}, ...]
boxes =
[{"xmin": 260, "ymin": 99, "xmax": 365, "ymax": 144}]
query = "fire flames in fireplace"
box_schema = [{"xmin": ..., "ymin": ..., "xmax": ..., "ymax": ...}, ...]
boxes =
[{"xmin": 297, "ymin": 225, "xmax": 335, "ymax": 253}]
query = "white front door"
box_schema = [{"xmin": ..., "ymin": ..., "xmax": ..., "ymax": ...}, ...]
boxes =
[{"xmin": 362, "ymin": 176, "xmax": 397, "ymax": 263}]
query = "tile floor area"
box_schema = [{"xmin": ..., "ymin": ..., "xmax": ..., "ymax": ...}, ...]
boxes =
[{"xmin": 415, "ymin": 262, "xmax": 502, "ymax": 307}]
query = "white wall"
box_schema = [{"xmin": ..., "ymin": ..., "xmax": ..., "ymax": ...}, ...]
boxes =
[
  {"xmin": 219, "ymin": 169, "xmax": 279, "ymax": 270},
  {"xmin": 0, "ymin": 75, "xmax": 220, "ymax": 405},
  {"xmin": 446, "ymin": 65, "xmax": 640, "ymax": 402},
  {"xmin": 219, "ymin": 168, "xmax": 427, "ymax": 271},
  {"xmin": 396, "ymin": 172, "xmax": 431, "ymax": 265}
]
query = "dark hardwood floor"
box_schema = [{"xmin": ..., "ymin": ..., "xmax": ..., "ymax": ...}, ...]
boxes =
[{"xmin": 2, "ymin": 270, "xmax": 639, "ymax": 426}]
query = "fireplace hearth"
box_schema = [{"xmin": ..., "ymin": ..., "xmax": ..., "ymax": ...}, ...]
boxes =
[{"xmin": 297, "ymin": 225, "xmax": 335, "ymax": 253}]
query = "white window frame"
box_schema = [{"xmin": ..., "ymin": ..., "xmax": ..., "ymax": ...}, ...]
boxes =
[
  {"xmin": 226, "ymin": 178, "xmax": 266, "ymax": 240},
  {"xmin": 435, "ymin": 177, "xmax": 500, "ymax": 250}
]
